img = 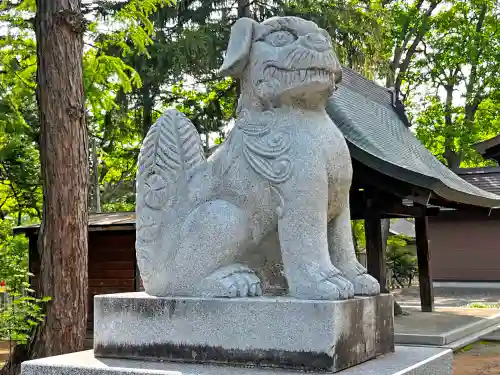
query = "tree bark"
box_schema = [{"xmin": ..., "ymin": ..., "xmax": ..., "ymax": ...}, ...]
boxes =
[
  {"xmin": 91, "ymin": 136, "xmax": 101, "ymax": 213},
  {"xmin": 141, "ymin": 85, "xmax": 153, "ymax": 139},
  {"xmin": 443, "ymin": 84, "xmax": 461, "ymax": 170},
  {"xmin": 386, "ymin": 0, "xmax": 440, "ymax": 93},
  {"xmin": 1, "ymin": 1, "xmax": 88, "ymax": 372},
  {"xmin": 35, "ymin": 0, "xmax": 89, "ymax": 358}
]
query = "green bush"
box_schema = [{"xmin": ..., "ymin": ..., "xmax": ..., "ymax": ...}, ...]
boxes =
[
  {"xmin": 386, "ymin": 234, "xmax": 418, "ymax": 289},
  {"xmin": 0, "ymin": 220, "xmax": 50, "ymax": 344}
]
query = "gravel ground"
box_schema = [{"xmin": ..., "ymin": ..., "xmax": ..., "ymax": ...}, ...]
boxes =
[{"xmin": 454, "ymin": 341, "xmax": 500, "ymax": 375}]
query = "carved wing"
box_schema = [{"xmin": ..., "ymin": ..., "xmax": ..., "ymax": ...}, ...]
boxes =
[
  {"xmin": 137, "ymin": 109, "xmax": 206, "ymax": 209},
  {"xmin": 136, "ymin": 109, "xmax": 205, "ymax": 243}
]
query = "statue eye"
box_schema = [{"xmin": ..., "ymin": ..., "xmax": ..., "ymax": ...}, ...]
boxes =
[{"xmin": 265, "ymin": 30, "xmax": 296, "ymax": 47}]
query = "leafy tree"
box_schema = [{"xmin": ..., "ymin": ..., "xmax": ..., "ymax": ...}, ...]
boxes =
[
  {"xmin": 0, "ymin": 0, "xmax": 172, "ymax": 372},
  {"xmin": 284, "ymin": 0, "xmax": 390, "ymax": 78},
  {"xmin": 411, "ymin": 0, "xmax": 500, "ymax": 169},
  {"xmin": 384, "ymin": 0, "xmax": 443, "ymax": 92}
]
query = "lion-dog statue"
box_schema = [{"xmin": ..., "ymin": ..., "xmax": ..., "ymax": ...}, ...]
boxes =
[{"xmin": 135, "ymin": 16, "xmax": 380, "ymax": 300}]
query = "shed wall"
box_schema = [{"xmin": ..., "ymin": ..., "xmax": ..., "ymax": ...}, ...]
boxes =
[
  {"xmin": 28, "ymin": 230, "xmax": 138, "ymax": 331},
  {"xmin": 87, "ymin": 231, "xmax": 136, "ymax": 329},
  {"xmin": 428, "ymin": 216, "xmax": 500, "ymax": 281}
]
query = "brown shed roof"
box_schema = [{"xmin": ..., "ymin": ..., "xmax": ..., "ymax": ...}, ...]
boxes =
[
  {"xmin": 473, "ymin": 135, "xmax": 500, "ymax": 163},
  {"xmin": 14, "ymin": 212, "xmax": 136, "ymax": 235}
]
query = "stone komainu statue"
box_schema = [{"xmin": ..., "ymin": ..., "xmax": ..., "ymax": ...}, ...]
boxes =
[{"xmin": 135, "ymin": 16, "xmax": 380, "ymax": 300}]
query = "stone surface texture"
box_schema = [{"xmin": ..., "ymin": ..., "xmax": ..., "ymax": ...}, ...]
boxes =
[
  {"xmin": 135, "ymin": 15, "xmax": 380, "ymax": 300},
  {"xmin": 93, "ymin": 293, "xmax": 394, "ymax": 372},
  {"xmin": 21, "ymin": 347, "xmax": 452, "ymax": 375}
]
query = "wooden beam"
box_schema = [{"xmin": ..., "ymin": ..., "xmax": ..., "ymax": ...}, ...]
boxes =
[
  {"xmin": 364, "ymin": 206, "xmax": 387, "ymax": 293},
  {"xmin": 350, "ymin": 189, "xmax": 440, "ymax": 220},
  {"xmin": 351, "ymin": 160, "xmax": 430, "ymax": 201},
  {"xmin": 415, "ymin": 207, "xmax": 434, "ymax": 312}
]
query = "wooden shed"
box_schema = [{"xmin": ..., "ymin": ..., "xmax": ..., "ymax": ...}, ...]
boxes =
[
  {"xmin": 13, "ymin": 67, "xmax": 500, "ymax": 321},
  {"xmin": 428, "ymin": 166, "xmax": 500, "ymax": 282},
  {"xmin": 14, "ymin": 213, "xmax": 139, "ymax": 332}
]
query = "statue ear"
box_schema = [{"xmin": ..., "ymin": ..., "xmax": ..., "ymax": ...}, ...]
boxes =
[{"xmin": 218, "ymin": 18, "xmax": 257, "ymax": 78}]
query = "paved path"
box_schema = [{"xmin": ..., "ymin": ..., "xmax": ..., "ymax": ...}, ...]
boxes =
[{"xmin": 393, "ymin": 286, "xmax": 500, "ymax": 308}]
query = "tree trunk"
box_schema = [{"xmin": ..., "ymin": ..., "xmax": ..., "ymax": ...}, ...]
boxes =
[
  {"xmin": 141, "ymin": 85, "xmax": 153, "ymax": 139},
  {"xmin": 35, "ymin": 0, "xmax": 88, "ymax": 358},
  {"xmin": 91, "ymin": 136, "xmax": 101, "ymax": 213},
  {"xmin": 4, "ymin": 0, "xmax": 88, "ymax": 372},
  {"xmin": 443, "ymin": 84, "xmax": 461, "ymax": 170},
  {"xmin": 1, "ymin": 1, "xmax": 88, "ymax": 372}
]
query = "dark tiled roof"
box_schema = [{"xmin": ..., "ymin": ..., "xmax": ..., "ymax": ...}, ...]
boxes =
[
  {"xmin": 456, "ymin": 167, "xmax": 500, "ymax": 196},
  {"xmin": 327, "ymin": 67, "xmax": 500, "ymax": 208},
  {"xmin": 473, "ymin": 135, "xmax": 500, "ymax": 155}
]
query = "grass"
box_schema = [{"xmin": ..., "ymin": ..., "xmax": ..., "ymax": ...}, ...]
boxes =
[
  {"xmin": 456, "ymin": 340, "xmax": 495, "ymax": 354},
  {"xmin": 466, "ymin": 302, "xmax": 500, "ymax": 309},
  {"xmin": 457, "ymin": 344, "xmax": 475, "ymax": 353}
]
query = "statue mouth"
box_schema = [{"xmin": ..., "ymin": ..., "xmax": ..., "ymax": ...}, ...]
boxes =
[{"xmin": 263, "ymin": 65, "xmax": 335, "ymax": 87}]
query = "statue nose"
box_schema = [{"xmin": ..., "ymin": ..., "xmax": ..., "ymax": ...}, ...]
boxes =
[{"xmin": 302, "ymin": 33, "xmax": 330, "ymax": 52}]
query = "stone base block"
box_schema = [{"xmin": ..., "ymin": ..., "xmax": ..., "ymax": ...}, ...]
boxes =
[
  {"xmin": 93, "ymin": 293, "xmax": 394, "ymax": 372},
  {"xmin": 20, "ymin": 347, "xmax": 453, "ymax": 375}
]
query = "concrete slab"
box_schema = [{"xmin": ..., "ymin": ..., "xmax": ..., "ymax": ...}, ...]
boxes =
[
  {"xmin": 21, "ymin": 347, "xmax": 452, "ymax": 375},
  {"xmin": 395, "ymin": 307, "xmax": 500, "ymax": 346},
  {"xmin": 443, "ymin": 324, "xmax": 500, "ymax": 351},
  {"xmin": 481, "ymin": 327, "xmax": 500, "ymax": 341}
]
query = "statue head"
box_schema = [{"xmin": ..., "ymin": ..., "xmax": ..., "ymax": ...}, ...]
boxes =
[{"xmin": 219, "ymin": 16, "xmax": 342, "ymax": 110}]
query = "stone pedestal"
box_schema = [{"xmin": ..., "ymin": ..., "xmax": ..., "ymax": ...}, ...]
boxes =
[{"xmin": 94, "ymin": 293, "xmax": 394, "ymax": 373}]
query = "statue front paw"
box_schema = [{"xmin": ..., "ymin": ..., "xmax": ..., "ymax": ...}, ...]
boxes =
[
  {"xmin": 288, "ymin": 267, "xmax": 355, "ymax": 300},
  {"xmin": 201, "ymin": 264, "xmax": 263, "ymax": 298},
  {"xmin": 337, "ymin": 261, "xmax": 380, "ymax": 296},
  {"xmin": 347, "ymin": 273, "xmax": 380, "ymax": 296}
]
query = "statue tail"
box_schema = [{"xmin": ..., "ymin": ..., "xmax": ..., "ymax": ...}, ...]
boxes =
[{"xmin": 135, "ymin": 109, "xmax": 206, "ymax": 288}]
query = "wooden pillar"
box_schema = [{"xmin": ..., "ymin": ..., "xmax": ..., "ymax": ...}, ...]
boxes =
[
  {"xmin": 364, "ymin": 210, "xmax": 387, "ymax": 293},
  {"xmin": 415, "ymin": 212, "xmax": 434, "ymax": 312}
]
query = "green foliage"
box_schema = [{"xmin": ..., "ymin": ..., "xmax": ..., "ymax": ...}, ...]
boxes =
[
  {"xmin": 386, "ymin": 234, "xmax": 417, "ymax": 289},
  {"xmin": 0, "ymin": 220, "xmax": 49, "ymax": 344},
  {"xmin": 351, "ymin": 220, "xmax": 365, "ymax": 256},
  {"xmin": 351, "ymin": 219, "xmax": 417, "ymax": 289},
  {"xmin": 409, "ymin": 0, "xmax": 500, "ymax": 168},
  {"xmin": 170, "ymin": 78, "xmax": 236, "ymax": 140},
  {"xmin": 284, "ymin": 0, "xmax": 391, "ymax": 77},
  {"xmin": 0, "ymin": 1, "xmax": 500, "ymax": 333},
  {"xmin": 95, "ymin": 0, "xmax": 173, "ymax": 56}
]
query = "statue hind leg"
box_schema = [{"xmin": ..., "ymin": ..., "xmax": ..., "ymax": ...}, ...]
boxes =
[
  {"xmin": 327, "ymin": 203, "xmax": 380, "ymax": 296},
  {"xmin": 152, "ymin": 200, "xmax": 262, "ymax": 297}
]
